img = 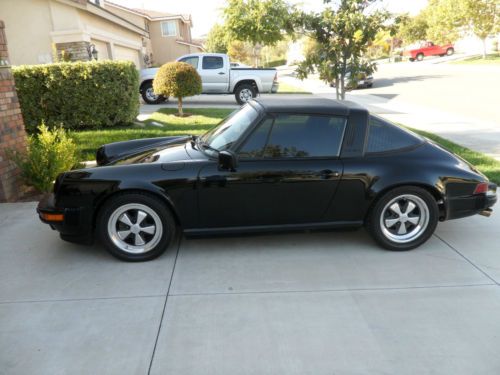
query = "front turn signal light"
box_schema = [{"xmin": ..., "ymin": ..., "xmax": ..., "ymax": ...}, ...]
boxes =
[{"xmin": 41, "ymin": 213, "xmax": 64, "ymax": 222}]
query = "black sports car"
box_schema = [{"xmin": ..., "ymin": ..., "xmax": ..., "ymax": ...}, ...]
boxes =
[{"xmin": 38, "ymin": 98, "xmax": 497, "ymax": 261}]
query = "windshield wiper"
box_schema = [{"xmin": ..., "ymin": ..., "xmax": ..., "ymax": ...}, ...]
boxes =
[{"xmin": 195, "ymin": 137, "xmax": 219, "ymax": 154}]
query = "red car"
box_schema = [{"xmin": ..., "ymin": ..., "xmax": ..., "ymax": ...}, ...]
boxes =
[{"xmin": 404, "ymin": 42, "xmax": 454, "ymax": 61}]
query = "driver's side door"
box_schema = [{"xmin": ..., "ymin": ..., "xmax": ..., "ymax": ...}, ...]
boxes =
[{"xmin": 197, "ymin": 114, "xmax": 346, "ymax": 228}]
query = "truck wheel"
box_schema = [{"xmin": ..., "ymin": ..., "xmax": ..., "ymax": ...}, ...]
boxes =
[
  {"xmin": 409, "ymin": 58, "xmax": 415, "ymax": 62},
  {"xmin": 235, "ymin": 84, "xmax": 256, "ymax": 105},
  {"xmin": 446, "ymin": 47, "xmax": 454, "ymax": 56},
  {"xmin": 416, "ymin": 53, "xmax": 424, "ymax": 61},
  {"xmin": 141, "ymin": 81, "xmax": 167, "ymax": 105}
]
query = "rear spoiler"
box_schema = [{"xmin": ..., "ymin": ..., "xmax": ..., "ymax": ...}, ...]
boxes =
[{"xmin": 96, "ymin": 136, "xmax": 186, "ymax": 166}]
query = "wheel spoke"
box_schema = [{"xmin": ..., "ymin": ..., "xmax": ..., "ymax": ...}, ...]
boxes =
[
  {"xmin": 407, "ymin": 216, "xmax": 420, "ymax": 225},
  {"xmin": 134, "ymin": 233, "xmax": 145, "ymax": 246},
  {"xmin": 405, "ymin": 201, "xmax": 416, "ymax": 214},
  {"xmin": 117, "ymin": 230, "xmax": 131, "ymax": 240},
  {"xmin": 119, "ymin": 213, "xmax": 133, "ymax": 227},
  {"xmin": 140, "ymin": 225, "xmax": 156, "ymax": 235},
  {"xmin": 397, "ymin": 223, "xmax": 408, "ymax": 235},
  {"xmin": 385, "ymin": 218, "xmax": 400, "ymax": 228},
  {"xmin": 136, "ymin": 210, "xmax": 147, "ymax": 225},
  {"xmin": 389, "ymin": 203, "xmax": 403, "ymax": 216}
]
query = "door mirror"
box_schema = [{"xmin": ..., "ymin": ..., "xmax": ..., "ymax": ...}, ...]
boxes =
[{"xmin": 218, "ymin": 150, "xmax": 238, "ymax": 171}]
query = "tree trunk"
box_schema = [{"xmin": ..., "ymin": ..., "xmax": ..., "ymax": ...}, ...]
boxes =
[
  {"xmin": 177, "ymin": 97, "xmax": 183, "ymax": 116},
  {"xmin": 482, "ymin": 38, "xmax": 487, "ymax": 59},
  {"xmin": 335, "ymin": 77, "xmax": 340, "ymax": 100}
]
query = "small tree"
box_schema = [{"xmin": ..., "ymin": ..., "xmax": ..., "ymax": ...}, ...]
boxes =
[
  {"xmin": 296, "ymin": 0, "xmax": 389, "ymax": 100},
  {"xmin": 465, "ymin": 0, "xmax": 499, "ymax": 58},
  {"xmin": 223, "ymin": 0, "xmax": 296, "ymax": 66},
  {"xmin": 205, "ymin": 24, "xmax": 229, "ymax": 53},
  {"xmin": 425, "ymin": 0, "xmax": 468, "ymax": 45},
  {"xmin": 153, "ymin": 62, "xmax": 202, "ymax": 117}
]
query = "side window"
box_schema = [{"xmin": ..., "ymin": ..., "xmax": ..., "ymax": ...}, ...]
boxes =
[
  {"xmin": 366, "ymin": 116, "xmax": 422, "ymax": 154},
  {"xmin": 238, "ymin": 118, "xmax": 273, "ymax": 158},
  {"xmin": 262, "ymin": 115, "xmax": 346, "ymax": 158},
  {"xmin": 202, "ymin": 56, "xmax": 224, "ymax": 70},
  {"xmin": 179, "ymin": 56, "xmax": 199, "ymax": 69}
]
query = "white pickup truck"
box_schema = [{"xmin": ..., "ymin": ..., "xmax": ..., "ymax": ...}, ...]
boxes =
[{"xmin": 139, "ymin": 53, "xmax": 279, "ymax": 105}]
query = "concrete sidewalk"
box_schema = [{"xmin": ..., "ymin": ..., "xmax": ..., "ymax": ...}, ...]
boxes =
[{"xmin": 1, "ymin": 202, "xmax": 500, "ymax": 374}]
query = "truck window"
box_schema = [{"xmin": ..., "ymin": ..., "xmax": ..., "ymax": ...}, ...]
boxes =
[
  {"xmin": 202, "ymin": 56, "xmax": 224, "ymax": 70},
  {"xmin": 179, "ymin": 56, "xmax": 199, "ymax": 69}
]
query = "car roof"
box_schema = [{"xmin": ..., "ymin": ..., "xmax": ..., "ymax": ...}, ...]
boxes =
[{"xmin": 251, "ymin": 97, "xmax": 367, "ymax": 116}]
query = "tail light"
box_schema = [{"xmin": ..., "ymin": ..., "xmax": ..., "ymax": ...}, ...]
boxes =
[
  {"xmin": 473, "ymin": 182, "xmax": 488, "ymax": 195},
  {"xmin": 274, "ymin": 72, "xmax": 278, "ymax": 82}
]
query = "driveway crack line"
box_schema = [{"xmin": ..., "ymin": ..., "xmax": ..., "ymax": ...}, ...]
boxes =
[
  {"xmin": 434, "ymin": 233, "xmax": 499, "ymax": 286},
  {"xmin": 147, "ymin": 234, "xmax": 182, "ymax": 375}
]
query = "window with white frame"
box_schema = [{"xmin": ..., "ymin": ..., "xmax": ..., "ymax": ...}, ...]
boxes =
[{"xmin": 161, "ymin": 21, "xmax": 177, "ymax": 37}]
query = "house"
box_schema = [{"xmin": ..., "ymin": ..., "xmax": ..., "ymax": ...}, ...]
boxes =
[
  {"xmin": 0, "ymin": 0, "xmax": 203, "ymax": 68},
  {"xmin": 105, "ymin": 1, "xmax": 204, "ymax": 66}
]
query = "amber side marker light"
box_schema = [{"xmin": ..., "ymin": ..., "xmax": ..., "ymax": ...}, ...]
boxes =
[{"xmin": 40, "ymin": 213, "xmax": 64, "ymax": 222}]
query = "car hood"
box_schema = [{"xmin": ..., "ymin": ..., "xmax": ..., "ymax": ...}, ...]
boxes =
[{"xmin": 108, "ymin": 137, "xmax": 207, "ymax": 166}]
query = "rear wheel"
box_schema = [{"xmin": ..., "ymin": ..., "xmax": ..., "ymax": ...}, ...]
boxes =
[
  {"xmin": 446, "ymin": 47, "xmax": 454, "ymax": 56},
  {"xmin": 235, "ymin": 84, "xmax": 257, "ymax": 105},
  {"xmin": 141, "ymin": 81, "xmax": 167, "ymax": 104},
  {"xmin": 97, "ymin": 192, "xmax": 176, "ymax": 261},
  {"xmin": 366, "ymin": 186, "xmax": 438, "ymax": 251},
  {"xmin": 416, "ymin": 53, "xmax": 424, "ymax": 61}
]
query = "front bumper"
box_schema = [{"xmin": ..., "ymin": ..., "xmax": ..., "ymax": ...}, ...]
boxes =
[
  {"xmin": 37, "ymin": 194, "xmax": 94, "ymax": 244},
  {"xmin": 446, "ymin": 183, "xmax": 497, "ymax": 220}
]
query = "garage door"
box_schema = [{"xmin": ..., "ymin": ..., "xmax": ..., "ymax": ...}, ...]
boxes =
[{"xmin": 113, "ymin": 45, "xmax": 141, "ymax": 67}]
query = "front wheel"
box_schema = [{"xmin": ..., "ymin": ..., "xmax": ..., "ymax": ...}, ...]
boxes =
[
  {"xmin": 141, "ymin": 81, "xmax": 167, "ymax": 104},
  {"xmin": 416, "ymin": 53, "xmax": 424, "ymax": 61},
  {"xmin": 234, "ymin": 84, "xmax": 257, "ymax": 105},
  {"xmin": 366, "ymin": 187, "xmax": 438, "ymax": 251},
  {"xmin": 97, "ymin": 193, "xmax": 177, "ymax": 261}
]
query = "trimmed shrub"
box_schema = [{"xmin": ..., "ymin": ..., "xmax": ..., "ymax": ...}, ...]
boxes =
[
  {"xmin": 265, "ymin": 59, "xmax": 287, "ymax": 68},
  {"xmin": 9, "ymin": 124, "xmax": 78, "ymax": 192},
  {"xmin": 13, "ymin": 61, "xmax": 139, "ymax": 132},
  {"xmin": 153, "ymin": 62, "xmax": 202, "ymax": 116}
]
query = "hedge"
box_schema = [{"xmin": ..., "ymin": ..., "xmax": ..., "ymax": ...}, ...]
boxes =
[
  {"xmin": 264, "ymin": 59, "xmax": 287, "ymax": 68},
  {"xmin": 13, "ymin": 61, "xmax": 139, "ymax": 132}
]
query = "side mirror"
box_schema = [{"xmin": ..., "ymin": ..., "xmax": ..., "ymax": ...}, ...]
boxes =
[{"xmin": 218, "ymin": 150, "xmax": 238, "ymax": 171}]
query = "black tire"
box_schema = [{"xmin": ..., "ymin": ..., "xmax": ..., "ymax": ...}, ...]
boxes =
[
  {"xmin": 366, "ymin": 83, "xmax": 373, "ymax": 88},
  {"xmin": 141, "ymin": 81, "xmax": 167, "ymax": 104},
  {"xmin": 366, "ymin": 186, "xmax": 438, "ymax": 251},
  {"xmin": 446, "ymin": 47, "xmax": 454, "ymax": 56},
  {"xmin": 234, "ymin": 83, "xmax": 257, "ymax": 105},
  {"xmin": 416, "ymin": 53, "xmax": 424, "ymax": 61},
  {"xmin": 409, "ymin": 58, "xmax": 415, "ymax": 62},
  {"xmin": 97, "ymin": 192, "xmax": 177, "ymax": 261}
]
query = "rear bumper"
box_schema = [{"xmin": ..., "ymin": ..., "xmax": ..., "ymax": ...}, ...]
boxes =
[
  {"xmin": 37, "ymin": 194, "xmax": 93, "ymax": 244},
  {"xmin": 271, "ymin": 82, "xmax": 279, "ymax": 93},
  {"xmin": 446, "ymin": 184, "xmax": 497, "ymax": 220}
]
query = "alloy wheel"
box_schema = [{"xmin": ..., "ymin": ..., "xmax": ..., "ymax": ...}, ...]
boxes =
[
  {"xmin": 379, "ymin": 194, "xmax": 429, "ymax": 244},
  {"xmin": 107, "ymin": 203, "xmax": 163, "ymax": 254}
]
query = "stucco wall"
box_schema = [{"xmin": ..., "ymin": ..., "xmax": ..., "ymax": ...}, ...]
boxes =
[
  {"xmin": 0, "ymin": 0, "xmax": 54, "ymax": 65},
  {"xmin": 149, "ymin": 20, "xmax": 192, "ymax": 65}
]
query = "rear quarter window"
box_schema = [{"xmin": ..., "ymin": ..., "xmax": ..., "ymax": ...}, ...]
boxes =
[{"xmin": 366, "ymin": 116, "xmax": 422, "ymax": 154}]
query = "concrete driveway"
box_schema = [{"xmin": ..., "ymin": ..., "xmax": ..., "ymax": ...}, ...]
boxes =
[{"xmin": 1, "ymin": 202, "xmax": 500, "ymax": 374}]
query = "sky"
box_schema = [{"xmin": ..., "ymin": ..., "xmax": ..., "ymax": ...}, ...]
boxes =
[{"xmin": 111, "ymin": 0, "xmax": 429, "ymax": 38}]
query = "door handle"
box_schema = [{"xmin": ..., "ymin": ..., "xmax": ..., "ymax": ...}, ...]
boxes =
[
  {"xmin": 218, "ymin": 72, "xmax": 226, "ymax": 75},
  {"xmin": 318, "ymin": 170, "xmax": 340, "ymax": 179}
]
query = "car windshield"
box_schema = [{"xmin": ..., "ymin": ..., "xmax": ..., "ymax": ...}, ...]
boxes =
[{"xmin": 198, "ymin": 104, "xmax": 259, "ymax": 154}]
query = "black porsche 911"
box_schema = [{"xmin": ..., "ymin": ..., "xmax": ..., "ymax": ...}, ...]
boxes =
[{"xmin": 38, "ymin": 98, "xmax": 497, "ymax": 261}]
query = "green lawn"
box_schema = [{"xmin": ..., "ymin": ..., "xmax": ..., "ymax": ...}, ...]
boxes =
[
  {"xmin": 70, "ymin": 108, "xmax": 233, "ymax": 161},
  {"xmin": 409, "ymin": 128, "xmax": 500, "ymax": 184},
  {"xmin": 451, "ymin": 53, "xmax": 500, "ymax": 64},
  {"xmin": 277, "ymin": 82, "xmax": 312, "ymax": 94},
  {"xmin": 70, "ymin": 107, "xmax": 500, "ymax": 184}
]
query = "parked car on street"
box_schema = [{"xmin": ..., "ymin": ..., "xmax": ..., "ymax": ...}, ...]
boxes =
[
  {"xmin": 38, "ymin": 98, "xmax": 497, "ymax": 261},
  {"xmin": 403, "ymin": 42, "xmax": 454, "ymax": 61},
  {"xmin": 329, "ymin": 68, "xmax": 374, "ymax": 89},
  {"xmin": 139, "ymin": 53, "xmax": 279, "ymax": 105}
]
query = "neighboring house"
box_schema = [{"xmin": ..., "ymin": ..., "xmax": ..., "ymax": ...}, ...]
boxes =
[
  {"xmin": 104, "ymin": 1, "xmax": 203, "ymax": 66},
  {"xmin": 0, "ymin": 0, "xmax": 202, "ymax": 68}
]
